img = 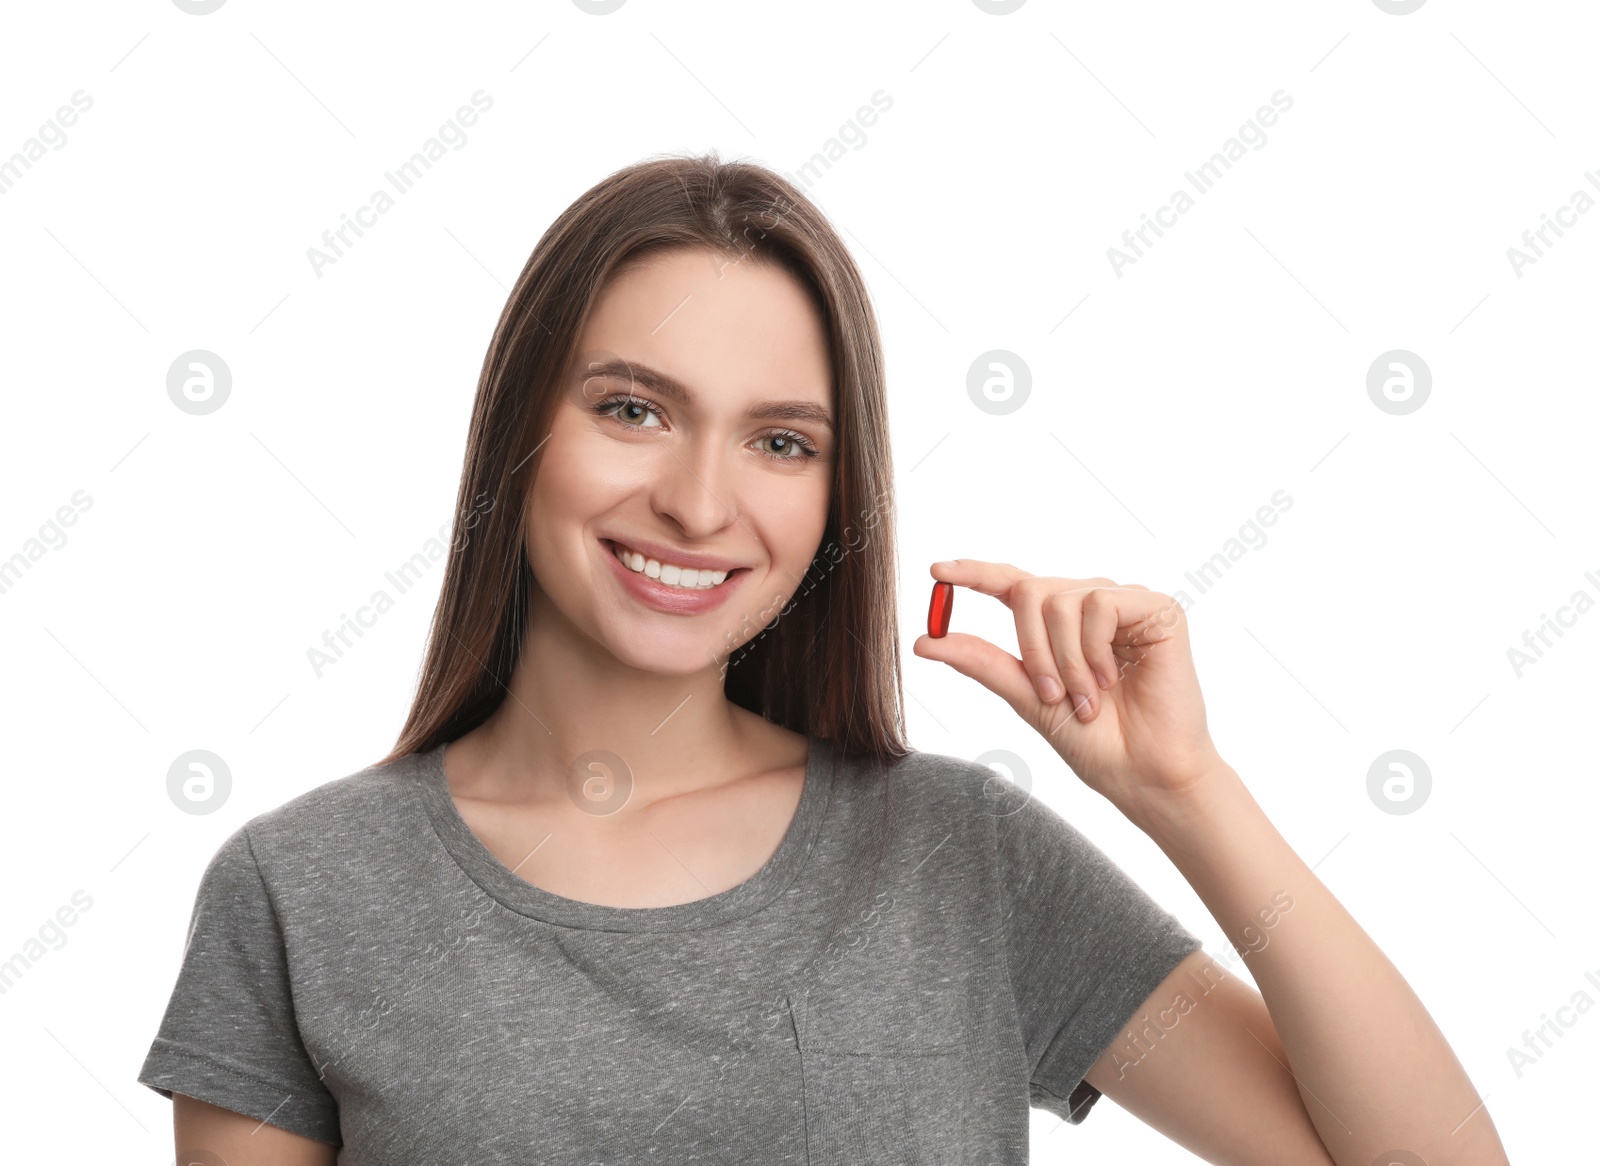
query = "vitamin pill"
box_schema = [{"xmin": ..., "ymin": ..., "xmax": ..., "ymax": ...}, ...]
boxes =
[{"xmin": 928, "ymin": 581, "xmax": 953, "ymax": 638}]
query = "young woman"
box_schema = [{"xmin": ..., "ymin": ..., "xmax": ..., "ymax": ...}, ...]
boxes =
[{"xmin": 139, "ymin": 154, "xmax": 1510, "ymax": 1166}]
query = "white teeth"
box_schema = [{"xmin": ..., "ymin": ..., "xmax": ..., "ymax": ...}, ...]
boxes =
[{"xmin": 612, "ymin": 543, "xmax": 729, "ymax": 590}]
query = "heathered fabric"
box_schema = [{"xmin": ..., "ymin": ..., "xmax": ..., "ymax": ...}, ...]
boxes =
[{"xmin": 138, "ymin": 734, "xmax": 1205, "ymax": 1163}]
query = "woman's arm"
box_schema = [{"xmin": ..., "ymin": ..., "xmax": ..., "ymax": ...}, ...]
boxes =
[
  {"xmin": 173, "ymin": 1093, "xmax": 336, "ymax": 1166},
  {"xmin": 913, "ymin": 561, "xmax": 1511, "ymax": 1165},
  {"xmin": 1086, "ymin": 766, "xmax": 1509, "ymax": 1166}
]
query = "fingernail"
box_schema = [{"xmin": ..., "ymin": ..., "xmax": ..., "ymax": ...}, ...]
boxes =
[
  {"xmin": 933, "ymin": 560, "xmax": 957, "ymax": 571},
  {"xmin": 1036, "ymin": 675, "xmax": 1062, "ymax": 703},
  {"xmin": 1094, "ymin": 668, "xmax": 1110, "ymax": 689},
  {"xmin": 1073, "ymin": 693, "xmax": 1093, "ymax": 720}
]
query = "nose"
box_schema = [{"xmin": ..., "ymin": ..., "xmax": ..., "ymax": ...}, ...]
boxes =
[{"xmin": 648, "ymin": 436, "xmax": 740, "ymax": 539}]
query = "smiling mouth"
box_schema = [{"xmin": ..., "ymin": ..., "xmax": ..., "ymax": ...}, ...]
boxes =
[{"xmin": 604, "ymin": 539, "xmax": 751, "ymax": 591}]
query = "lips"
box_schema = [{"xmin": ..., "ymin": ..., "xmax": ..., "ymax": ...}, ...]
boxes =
[
  {"xmin": 601, "ymin": 538, "xmax": 749, "ymax": 577},
  {"xmin": 601, "ymin": 536, "xmax": 751, "ymax": 614}
]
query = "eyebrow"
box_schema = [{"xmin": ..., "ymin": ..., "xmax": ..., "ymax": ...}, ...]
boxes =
[{"xmin": 580, "ymin": 358, "xmax": 835, "ymax": 434}]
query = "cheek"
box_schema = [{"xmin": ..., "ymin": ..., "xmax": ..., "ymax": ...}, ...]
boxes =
[
  {"xmin": 529, "ymin": 423, "xmax": 634, "ymax": 518},
  {"xmin": 764, "ymin": 482, "xmax": 832, "ymax": 566},
  {"xmin": 524, "ymin": 436, "xmax": 614, "ymax": 565},
  {"xmin": 771, "ymin": 476, "xmax": 832, "ymax": 524}
]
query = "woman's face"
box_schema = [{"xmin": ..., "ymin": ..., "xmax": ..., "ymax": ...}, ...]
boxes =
[{"xmin": 525, "ymin": 246, "xmax": 836, "ymax": 678}]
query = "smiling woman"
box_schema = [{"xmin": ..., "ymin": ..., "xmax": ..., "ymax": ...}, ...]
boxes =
[
  {"xmin": 136, "ymin": 151, "xmax": 1509, "ymax": 1166},
  {"xmin": 519, "ymin": 246, "xmax": 841, "ymax": 672}
]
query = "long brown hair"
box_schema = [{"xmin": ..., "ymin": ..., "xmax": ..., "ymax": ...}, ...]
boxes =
[{"xmin": 375, "ymin": 151, "xmax": 910, "ymax": 771}]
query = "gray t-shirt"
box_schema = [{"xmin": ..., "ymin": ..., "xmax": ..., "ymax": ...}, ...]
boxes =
[{"xmin": 138, "ymin": 734, "xmax": 1204, "ymax": 1163}]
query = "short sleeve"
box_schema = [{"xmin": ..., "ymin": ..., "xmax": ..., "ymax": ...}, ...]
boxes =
[
  {"xmin": 993, "ymin": 792, "xmax": 1205, "ymax": 1125},
  {"xmin": 137, "ymin": 824, "xmax": 341, "ymax": 1146}
]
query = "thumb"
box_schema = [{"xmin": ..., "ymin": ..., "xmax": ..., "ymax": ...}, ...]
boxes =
[{"xmin": 913, "ymin": 631, "xmax": 1041, "ymax": 720}]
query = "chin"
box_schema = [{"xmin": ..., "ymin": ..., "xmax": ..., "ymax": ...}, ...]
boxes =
[{"xmin": 602, "ymin": 626, "xmax": 727, "ymax": 679}]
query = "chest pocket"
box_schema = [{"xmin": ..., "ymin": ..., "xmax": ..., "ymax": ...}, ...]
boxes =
[{"xmin": 795, "ymin": 996, "xmax": 973, "ymax": 1166}]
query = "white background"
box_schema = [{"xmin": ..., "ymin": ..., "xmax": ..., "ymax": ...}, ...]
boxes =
[{"xmin": 1, "ymin": 1, "xmax": 1595, "ymax": 1161}]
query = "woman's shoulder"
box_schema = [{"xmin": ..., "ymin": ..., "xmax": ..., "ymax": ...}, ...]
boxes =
[
  {"xmin": 842, "ymin": 741, "xmax": 1037, "ymax": 820},
  {"xmin": 874, "ymin": 742, "xmax": 1016, "ymax": 791},
  {"xmin": 228, "ymin": 746, "xmax": 439, "ymax": 868}
]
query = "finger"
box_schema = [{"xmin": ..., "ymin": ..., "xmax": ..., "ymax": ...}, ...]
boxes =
[
  {"xmin": 929, "ymin": 558, "xmax": 1035, "ymax": 602},
  {"xmin": 1102, "ymin": 591, "xmax": 1188, "ymax": 660},
  {"xmin": 1058, "ymin": 583, "xmax": 1125, "ymax": 713},
  {"xmin": 1010, "ymin": 578, "xmax": 1071, "ymax": 707},
  {"xmin": 1080, "ymin": 587, "xmax": 1125, "ymax": 691},
  {"xmin": 931, "ymin": 561, "xmax": 1119, "ymax": 595},
  {"xmin": 913, "ymin": 630, "xmax": 1040, "ymax": 718},
  {"xmin": 932, "ymin": 560, "xmax": 1116, "ymax": 613},
  {"xmin": 1040, "ymin": 588, "xmax": 1101, "ymax": 719},
  {"xmin": 1119, "ymin": 590, "xmax": 1187, "ymax": 647}
]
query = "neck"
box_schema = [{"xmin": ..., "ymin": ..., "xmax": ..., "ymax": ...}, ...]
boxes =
[{"xmin": 444, "ymin": 589, "xmax": 758, "ymax": 806}]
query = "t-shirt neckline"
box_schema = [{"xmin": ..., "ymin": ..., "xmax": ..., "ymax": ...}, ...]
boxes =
[{"xmin": 411, "ymin": 733, "xmax": 839, "ymax": 932}]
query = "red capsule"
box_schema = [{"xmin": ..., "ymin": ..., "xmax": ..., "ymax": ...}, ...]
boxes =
[{"xmin": 928, "ymin": 581, "xmax": 953, "ymax": 638}]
